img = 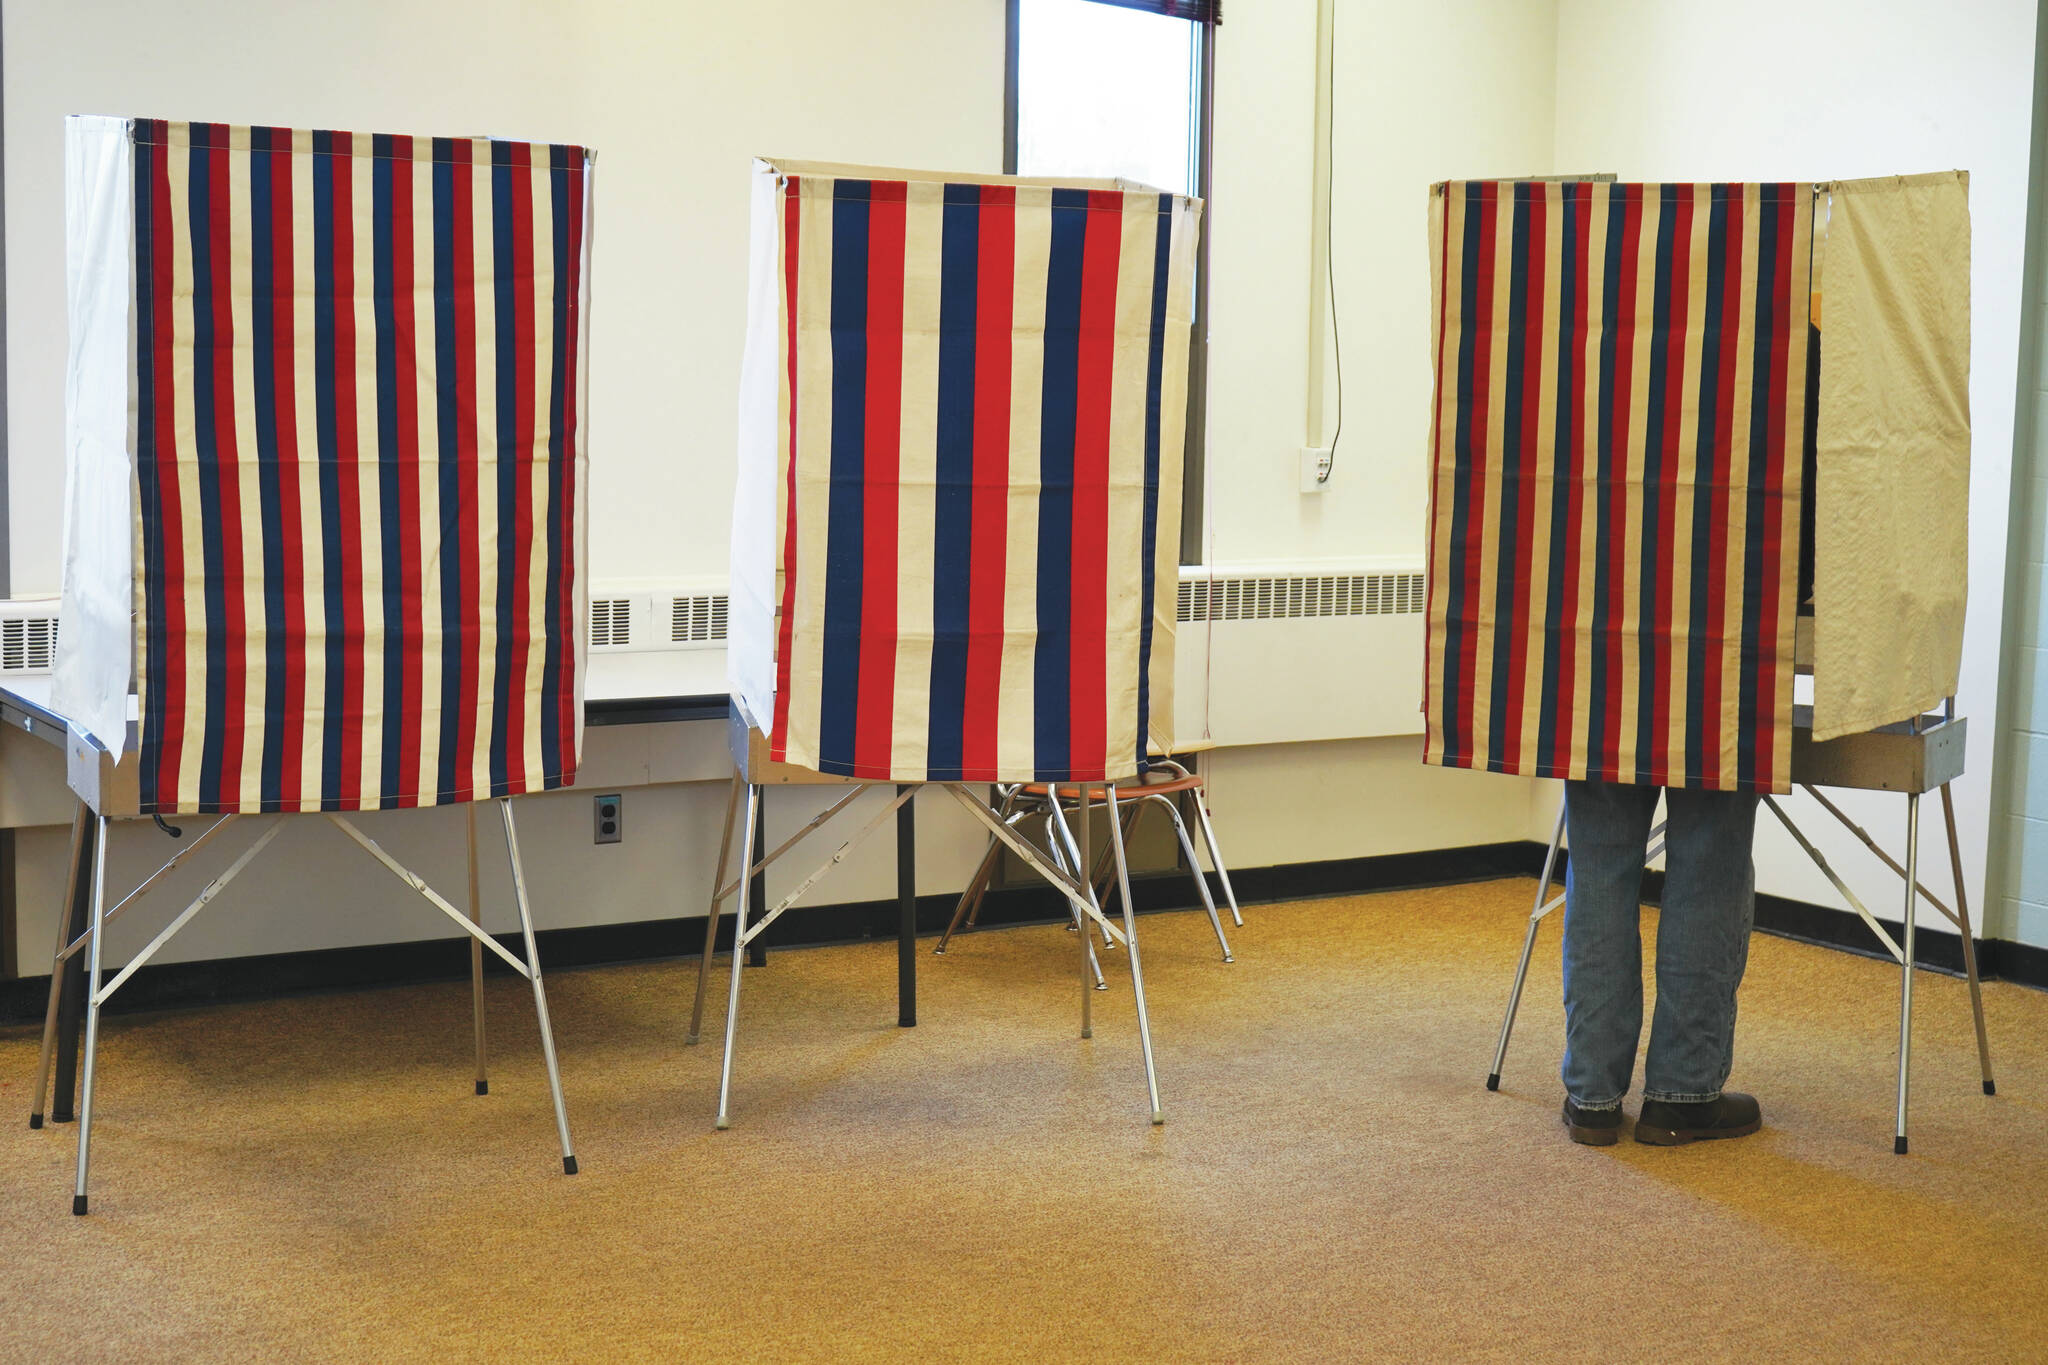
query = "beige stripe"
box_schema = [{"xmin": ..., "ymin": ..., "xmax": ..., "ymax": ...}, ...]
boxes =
[
  {"xmin": 1516, "ymin": 183, "xmax": 1564, "ymax": 777},
  {"xmin": 468, "ymin": 153, "xmax": 501, "ymax": 798},
  {"xmin": 1614, "ymin": 185, "xmax": 1663, "ymax": 781},
  {"xmin": 783, "ymin": 176, "xmax": 837, "ymax": 772},
  {"xmin": 349, "ymin": 144, "xmax": 386, "ymax": 804},
  {"xmin": 1567, "ymin": 183, "xmax": 1608, "ymax": 783},
  {"xmin": 997, "ymin": 188, "xmax": 1051, "ymax": 779},
  {"xmin": 1424, "ymin": 185, "xmax": 1460, "ymax": 768},
  {"xmin": 1771, "ymin": 195, "xmax": 1815, "ymax": 791},
  {"xmin": 1099, "ymin": 192, "xmax": 1155, "ymax": 779},
  {"xmin": 227, "ymin": 138, "xmax": 266, "ymax": 812},
  {"xmin": 523, "ymin": 152, "xmax": 555, "ymax": 790},
  {"xmin": 889, "ymin": 181, "xmax": 943, "ymax": 779},
  {"xmin": 410, "ymin": 149, "xmax": 443, "ymax": 805},
  {"xmin": 291, "ymin": 130, "xmax": 326, "ymax": 810},
  {"xmin": 1467, "ymin": 186, "xmax": 1514, "ymax": 769},
  {"xmin": 1146, "ymin": 196, "xmax": 1198, "ymax": 759},
  {"xmin": 166, "ymin": 128, "xmax": 207, "ymax": 812},
  {"xmin": 1666, "ymin": 184, "xmax": 1710, "ymax": 779},
  {"xmin": 1719, "ymin": 185, "xmax": 1760, "ymax": 787}
]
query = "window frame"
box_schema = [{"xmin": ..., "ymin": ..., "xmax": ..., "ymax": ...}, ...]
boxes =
[{"xmin": 1004, "ymin": 0, "xmax": 1215, "ymax": 566}]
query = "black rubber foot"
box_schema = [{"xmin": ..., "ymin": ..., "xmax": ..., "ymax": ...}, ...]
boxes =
[
  {"xmin": 563, "ymin": 1155, "xmax": 579, "ymax": 1176},
  {"xmin": 29, "ymin": 1113, "xmax": 43, "ymax": 1130},
  {"xmin": 475, "ymin": 1080, "xmax": 489, "ymax": 1096},
  {"xmin": 1485, "ymin": 1074, "xmax": 1501, "ymax": 1092},
  {"xmin": 72, "ymin": 1194, "xmax": 88, "ymax": 1216},
  {"xmin": 1984, "ymin": 1080, "xmax": 1997, "ymax": 1096},
  {"xmin": 1894, "ymin": 1136, "xmax": 1909, "ymax": 1156}
]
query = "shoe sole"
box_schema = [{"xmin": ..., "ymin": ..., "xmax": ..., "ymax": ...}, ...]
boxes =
[
  {"xmin": 1564, "ymin": 1119, "xmax": 1621, "ymax": 1147},
  {"xmin": 1633, "ymin": 1117, "xmax": 1762, "ymax": 1146}
]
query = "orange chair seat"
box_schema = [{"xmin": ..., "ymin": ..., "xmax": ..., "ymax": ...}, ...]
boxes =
[{"xmin": 1021, "ymin": 774, "xmax": 1203, "ymax": 802}]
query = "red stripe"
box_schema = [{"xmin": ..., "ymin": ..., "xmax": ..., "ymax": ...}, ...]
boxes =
[
  {"xmin": 1754, "ymin": 185, "xmax": 1798, "ymax": 791},
  {"xmin": 1502, "ymin": 187, "xmax": 1545, "ymax": 766},
  {"xmin": 1704, "ymin": 189, "xmax": 1743, "ymax": 790},
  {"xmin": 452, "ymin": 144, "xmax": 483, "ymax": 801},
  {"xmin": 1068, "ymin": 190, "xmax": 1123, "ymax": 780},
  {"xmin": 151, "ymin": 122, "xmax": 187, "ymax": 808},
  {"xmin": 272, "ymin": 140, "xmax": 306, "ymax": 808},
  {"xmin": 1602, "ymin": 186, "xmax": 1643, "ymax": 779},
  {"xmin": 769, "ymin": 178, "xmax": 802, "ymax": 760},
  {"xmin": 854, "ymin": 180, "xmax": 908, "ymax": 778},
  {"xmin": 330, "ymin": 133, "xmax": 365, "ymax": 807},
  {"xmin": 1423, "ymin": 188, "xmax": 1454, "ymax": 739},
  {"xmin": 1553, "ymin": 182, "xmax": 1594, "ymax": 772},
  {"xmin": 1457, "ymin": 182, "xmax": 1498, "ymax": 764},
  {"xmin": 1650, "ymin": 187, "xmax": 1694, "ymax": 786},
  {"xmin": 393, "ymin": 137, "xmax": 425, "ymax": 805},
  {"xmin": 505, "ymin": 141, "xmax": 537, "ymax": 794},
  {"xmin": 555, "ymin": 153, "xmax": 584, "ymax": 783},
  {"xmin": 205, "ymin": 128, "xmax": 249, "ymax": 803},
  {"xmin": 961, "ymin": 184, "xmax": 1015, "ymax": 781}
]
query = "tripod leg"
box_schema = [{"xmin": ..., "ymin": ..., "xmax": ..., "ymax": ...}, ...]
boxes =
[
  {"xmin": 29, "ymin": 804, "xmax": 89, "ymax": 1129},
  {"xmin": 1939, "ymin": 783, "xmax": 1994, "ymax": 1096},
  {"xmin": 689, "ymin": 772, "xmax": 743, "ymax": 1045},
  {"xmin": 1895, "ymin": 792, "xmax": 1920, "ymax": 1156},
  {"xmin": 466, "ymin": 804, "xmax": 488, "ymax": 1095},
  {"xmin": 716, "ymin": 784, "xmax": 760, "ymax": 1129},
  {"xmin": 1106, "ymin": 785, "xmax": 1163, "ymax": 1125},
  {"xmin": 1489, "ymin": 796, "xmax": 1567, "ymax": 1091},
  {"xmin": 72, "ymin": 817, "xmax": 110, "ymax": 1215},
  {"xmin": 500, "ymin": 801, "xmax": 577, "ymax": 1175}
]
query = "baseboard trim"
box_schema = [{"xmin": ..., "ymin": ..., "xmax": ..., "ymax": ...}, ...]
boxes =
[{"xmin": 3, "ymin": 838, "xmax": 2040, "ymax": 1026}]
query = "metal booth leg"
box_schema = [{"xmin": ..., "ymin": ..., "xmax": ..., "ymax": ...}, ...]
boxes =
[
  {"xmin": 1078, "ymin": 786, "xmax": 1095, "ymax": 1039},
  {"xmin": 465, "ymin": 804, "xmax": 489, "ymax": 1096},
  {"xmin": 689, "ymin": 771, "xmax": 744, "ymax": 1045},
  {"xmin": 498, "ymin": 801, "xmax": 577, "ymax": 1175},
  {"xmin": 1105, "ymin": 784, "xmax": 1164, "ymax": 1125},
  {"xmin": 1895, "ymin": 793, "xmax": 1920, "ymax": 1156},
  {"xmin": 715, "ymin": 783, "xmax": 761, "ymax": 1129},
  {"xmin": 29, "ymin": 804, "xmax": 91, "ymax": 1130},
  {"xmin": 71, "ymin": 817, "xmax": 111, "ymax": 1215},
  {"xmin": 1940, "ymin": 782, "xmax": 1996, "ymax": 1096},
  {"xmin": 1488, "ymin": 796, "xmax": 1568, "ymax": 1092}
]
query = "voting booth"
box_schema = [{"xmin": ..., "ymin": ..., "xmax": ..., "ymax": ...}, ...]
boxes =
[
  {"xmin": 33, "ymin": 116, "xmax": 594, "ymax": 1211},
  {"xmin": 1425, "ymin": 174, "xmax": 1986, "ymax": 1149},
  {"xmin": 700, "ymin": 159, "xmax": 1202, "ymax": 1127}
]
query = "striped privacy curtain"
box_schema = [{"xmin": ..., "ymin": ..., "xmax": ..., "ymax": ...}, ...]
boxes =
[
  {"xmin": 127, "ymin": 121, "xmax": 592, "ymax": 815},
  {"xmin": 741, "ymin": 164, "xmax": 1200, "ymax": 784},
  {"xmin": 1424, "ymin": 180, "xmax": 1812, "ymax": 794}
]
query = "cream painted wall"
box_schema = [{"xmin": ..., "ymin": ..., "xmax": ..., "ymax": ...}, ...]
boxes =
[{"xmin": 1552, "ymin": 0, "xmax": 2040, "ymax": 941}]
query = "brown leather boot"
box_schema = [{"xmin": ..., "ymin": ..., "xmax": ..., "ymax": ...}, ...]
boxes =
[
  {"xmin": 1634, "ymin": 1092, "xmax": 1762, "ymax": 1146},
  {"xmin": 1562, "ymin": 1097, "xmax": 1624, "ymax": 1146}
]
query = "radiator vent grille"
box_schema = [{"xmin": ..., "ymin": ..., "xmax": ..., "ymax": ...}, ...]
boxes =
[
  {"xmin": 0, "ymin": 614, "xmax": 59, "ymax": 673},
  {"xmin": 1177, "ymin": 573, "xmax": 1425, "ymax": 623},
  {"xmin": 590, "ymin": 598, "xmax": 632, "ymax": 648},
  {"xmin": 671, "ymin": 594, "xmax": 729, "ymax": 645}
]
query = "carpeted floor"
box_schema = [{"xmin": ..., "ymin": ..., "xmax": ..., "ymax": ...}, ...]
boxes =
[{"xmin": 1, "ymin": 879, "xmax": 2045, "ymax": 1362}]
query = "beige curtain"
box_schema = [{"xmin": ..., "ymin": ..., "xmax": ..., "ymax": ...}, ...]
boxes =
[{"xmin": 1811, "ymin": 170, "xmax": 1971, "ymax": 741}]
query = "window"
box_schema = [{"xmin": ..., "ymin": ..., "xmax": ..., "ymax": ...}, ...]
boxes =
[{"xmin": 1006, "ymin": 0, "xmax": 1217, "ymax": 563}]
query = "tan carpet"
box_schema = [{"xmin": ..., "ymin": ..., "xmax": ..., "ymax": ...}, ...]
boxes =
[{"xmin": 2, "ymin": 880, "xmax": 2045, "ymax": 1362}]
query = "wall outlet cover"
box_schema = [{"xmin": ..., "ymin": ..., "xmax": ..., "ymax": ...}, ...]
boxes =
[
  {"xmin": 1300, "ymin": 446, "xmax": 1333, "ymax": 493},
  {"xmin": 594, "ymin": 793, "xmax": 623, "ymax": 844}
]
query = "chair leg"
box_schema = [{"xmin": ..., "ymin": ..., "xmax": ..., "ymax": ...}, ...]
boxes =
[
  {"xmin": 716, "ymin": 784, "xmax": 761, "ymax": 1129},
  {"xmin": 1894, "ymin": 792, "xmax": 1921, "ymax": 1156},
  {"xmin": 29, "ymin": 804, "xmax": 90, "ymax": 1130},
  {"xmin": 936, "ymin": 836, "xmax": 1001, "ymax": 954},
  {"xmin": 71, "ymin": 816, "xmax": 110, "ymax": 1215},
  {"xmin": 1939, "ymin": 783, "xmax": 1995, "ymax": 1096},
  {"xmin": 1105, "ymin": 785, "xmax": 1163, "ymax": 1125},
  {"xmin": 1044, "ymin": 810, "xmax": 1107, "ymax": 989},
  {"xmin": 1189, "ymin": 785, "xmax": 1244, "ymax": 929},
  {"xmin": 690, "ymin": 772, "xmax": 744, "ymax": 1045},
  {"xmin": 1151, "ymin": 795, "xmax": 1230, "ymax": 961},
  {"xmin": 1488, "ymin": 797, "xmax": 1566, "ymax": 1091},
  {"xmin": 465, "ymin": 804, "xmax": 489, "ymax": 1095},
  {"xmin": 1046, "ymin": 797, "xmax": 1110, "ymax": 986},
  {"xmin": 499, "ymin": 801, "xmax": 577, "ymax": 1176}
]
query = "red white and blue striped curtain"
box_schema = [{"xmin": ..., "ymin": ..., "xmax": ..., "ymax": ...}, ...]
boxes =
[
  {"xmin": 742, "ymin": 165, "xmax": 1200, "ymax": 784},
  {"xmin": 1424, "ymin": 181, "xmax": 1812, "ymax": 794},
  {"xmin": 128, "ymin": 121, "xmax": 591, "ymax": 815}
]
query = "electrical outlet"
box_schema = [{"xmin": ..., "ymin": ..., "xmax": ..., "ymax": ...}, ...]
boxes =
[
  {"xmin": 1300, "ymin": 446, "xmax": 1333, "ymax": 492},
  {"xmin": 593, "ymin": 793, "xmax": 623, "ymax": 844}
]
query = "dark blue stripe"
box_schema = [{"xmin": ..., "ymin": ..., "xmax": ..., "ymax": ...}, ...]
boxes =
[
  {"xmin": 1441, "ymin": 184, "xmax": 1485, "ymax": 766},
  {"xmin": 372, "ymin": 135, "xmax": 406, "ymax": 807},
  {"xmin": 539, "ymin": 146, "xmax": 571, "ymax": 787},
  {"xmin": 1587, "ymin": 187, "xmax": 1627, "ymax": 777},
  {"xmin": 188, "ymin": 131, "xmax": 229, "ymax": 811},
  {"xmin": 313, "ymin": 130, "xmax": 348, "ymax": 810},
  {"xmin": 1738, "ymin": 189, "xmax": 1782, "ymax": 790},
  {"xmin": 250, "ymin": 128, "xmax": 288, "ymax": 811},
  {"xmin": 1686, "ymin": 186, "xmax": 1731, "ymax": 781},
  {"xmin": 135, "ymin": 130, "xmax": 167, "ymax": 811},
  {"xmin": 1635, "ymin": 183, "xmax": 1678, "ymax": 779},
  {"xmin": 816, "ymin": 180, "xmax": 871, "ymax": 777},
  {"xmin": 1536, "ymin": 187, "xmax": 1580, "ymax": 775},
  {"xmin": 925, "ymin": 181, "xmax": 978, "ymax": 781},
  {"xmin": 488, "ymin": 142, "xmax": 516, "ymax": 796},
  {"xmin": 1133, "ymin": 195, "xmax": 1172, "ymax": 771},
  {"xmin": 1486, "ymin": 184, "xmax": 1532, "ymax": 769},
  {"xmin": 431, "ymin": 141, "xmax": 462, "ymax": 803},
  {"xmin": 1033, "ymin": 188, "xmax": 1089, "ymax": 780}
]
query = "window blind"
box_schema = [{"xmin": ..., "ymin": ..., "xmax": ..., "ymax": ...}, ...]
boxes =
[{"xmin": 1081, "ymin": 0, "xmax": 1220, "ymax": 24}]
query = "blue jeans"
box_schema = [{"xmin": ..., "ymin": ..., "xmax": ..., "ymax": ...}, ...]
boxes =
[{"xmin": 1561, "ymin": 781, "xmax": 1758, "ymax": 1110}]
